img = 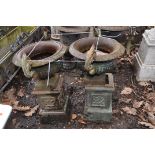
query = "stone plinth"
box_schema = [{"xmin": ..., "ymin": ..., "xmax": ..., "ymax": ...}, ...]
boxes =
[
  {"xmin": 135, "ymin": 28, "xmax": 155, "ymax": 81},
  {"xmin": 33, "ymin": 74, "xmax": 70, "ymax": 122},
  {"xmin": 84, "ymin": 73, "xmax": 114, "ymax": 122}
]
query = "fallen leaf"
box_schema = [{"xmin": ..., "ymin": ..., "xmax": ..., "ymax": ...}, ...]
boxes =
[
  {"xmin": 138, "ymin": 121, "xmax": 155, "ymax": 129},
  {"xmin": 138, "ymin": 113, "xmax": 147, "ymax": 122},
  {"xmin": 119, "ymin": 98, "xmax": 132, "ymax": 104},
  {"xmin": 24, "ymin": 105, "xmax": 39, "ymax": 117},
  {"xmin": 74, "ymin": 77, "xmax": 78, "ymax": 81},
  {"xmin": 12, "ymin": 101, "xmax": 19, "ymax": 106},
  {"xmin": 138, "ymin": 81, "xmax": 150, "ymax": 86},
  {"xmin": 147, "ymin": 92, "xmax": 155, "ymax": 101},
  {"xmin": 148, "ymin": 112, "xmax": 155, "ymax": 125},
  {"xmin": 78, "ymin": 118, "xmax": 87, "ymax": 125},
  {"xmin": 1, "ymin": 98, "xmax": 11, "ymax": 105},
  {"xmin": 133, "ymin": 101, "xmax": 144, "ymax": 108},
  {"xmin": 120, "ymin": 111, "xmax": 123, "ymax": 115},
  {"xmin": 13, "ymin": 110, "xmax": 17, "ymax": 114},
  {"xmin": 1, "ymin": 98, "xmax": 10, "ymax": 102},
  {"xmin": 120, "ymin": 58, "xmax": 126, "ymax": 61},
  {"xmin": 17, "ymin": 88, "xmax": 25, "ymax": 97},
  {"xmin": 4, "ymin": 87, "xmax": 16, "ymax": 97},
  {"xmin": 143, "ymin": 103, "xmax": 155, "ymax": 113},
  {"xmin": 13, "ymin": 105, "xmax": 30, "ymax": 111},
  {"xmin": 71, "ymin": 114, "xmax": 77, "ymax": 120},
  {"xmin": 3, "ymin": 88, "xmax": 16, "ymax": 103},
  {"xmin": 113, "ymin": 109, "xmax": 119, "ymax": 114},
  {"xmin": 147, "ymin": 87, "xmax": 153, "ymax": 91},
  {"xmin": 122, "ymin": 106, "xmax": 137, "ymax": 115},
  {"xmin": 121, "ymin": 87, "xmax": 133, "ymax": 95}
]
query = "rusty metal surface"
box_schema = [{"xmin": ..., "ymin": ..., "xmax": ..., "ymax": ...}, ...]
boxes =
[
  {"xmin": 69, "ymin": 37, "xmax": 125, "ymax": 62},
  {"xmin": 0, "ymin": 27, "xmax": 42, "ymax": 90},
  {"xmin": 32, "ymin": 74, "xmax": 60, "ymax": 95},
  {"xmin": 56, "ymin": 27, "xmax": 91, "ymax": 46},
  {"xmin": 56, "ymin": 26, "xmax": 90, "ymax": 33},
  {"xmin": 12, "ymin": 40, "xmax": 66, "ymax": 68},
  {"xmin": 98, "ymin": 26, "xmax": 129, "ymax": 31},
  {"xmin": 84, "ymin": 73, "xmax": 115, "ymax": 89}
]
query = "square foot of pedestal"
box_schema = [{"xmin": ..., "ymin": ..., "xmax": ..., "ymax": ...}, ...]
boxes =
[
  {"xmin": 134, "ymin": 53, "xmax": 155, "ymax": 82},
  {"xmin": 39, "ymin": 95, "xmax": 71, "ymax": 123},
  {"xmin": 32, "ymin": 74, "xmax": 60, "ymax": 95},
  {"xmin": 84, "ymin": 103, "xmax": 112, "ymax": 122}
]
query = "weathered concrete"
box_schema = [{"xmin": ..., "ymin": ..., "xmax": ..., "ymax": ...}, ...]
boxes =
[
  {"xmin": 34, "ymin": 74, "xmax": 70, "ymax": 122},
  {"xmin": 84, "ymin": 73, "xmax": 114, "ymax": 122},
  {"xmin": 135, "ymin": 28, "xmax": 155, "ymax": 81}
]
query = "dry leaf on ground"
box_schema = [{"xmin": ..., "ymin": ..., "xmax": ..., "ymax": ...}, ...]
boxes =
[
  {"xmin": 147, "ymin": 87, "xmax": 153, "ymax": 91},
  {"xmin": 24, "ymin": 105, "xmax": 39, "ymax": 117},
  {"xmin": 12, "ymin": 101, "xmax": 19, "ymax": 106},
  {"xmin": 119, "ymin": 98, "xmax": 132, "ymax": 104},
  {"xmin": 3, "ymin": 88, "xmax": 16, "ymax": 103},
  {"xmin": 147, "ymin": 112, "xmax": 155, "ymax": 125},
  {"xmin": 143, "ymin": 103, "xmax": 155, "ymax": 113},
  {"xmin": 17, "ymin": 88, "xmax": 25, "ymax": 97},
  {"xmin": 122, "ymin": 106, "xmax": 137, "ymax": 115},
  {"xmin": 138, "ymin": 113, "xmax": 147, "ymax": 122},
  {"xmin": 1, "ymin": 98, "xmax": 11, "ymax": 105},
  {"xmin": 138, "ymin": 81, "xmax": 150, "ymax": 86},
  {"xmin": 113, "ymin": 109, "xmax": 119, "ymax": 114},
  {"xmin": 71, "ymin": 114, "xmax": 77, "ymax": 120},
  {"xmin": 147, "ymin": 92, "xmax": 155, "ymax": 101},
  {"xmin": 78, "ymin": 118, "xmax": 87, "ymax": 125},
  {"xmin": 133, "ymin": 101, "xmax": 144, "ymax": 109},
  {"xmin": 121, "ymin": 87, "xmax": 133, "ymax": 95},
  {"xmin": 138, "ymin": 121, "xmax": 155, "ymax": 129},
  {"xmin": 13, "ymin": 105, "xmax": 30, "ymax": 111}
]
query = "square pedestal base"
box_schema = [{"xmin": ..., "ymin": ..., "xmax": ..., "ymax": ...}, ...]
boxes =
[
  {"xmin": 39, "ymin": 95, "xmax": 70, "ymax": 123},
  {"xmin": 32, "ymin": 74, "xmax": 70, "ymax": 122},
  {"xmin": 134, "ymin": 53, "xmax": 155, "ymax": 82},
  {"xmin": 84, "ymin": 102, "xmax": 112, "ymax": 122},
  {"xmin": 84, "ymin": 73, "xmax": 114, "ymax": 122}
]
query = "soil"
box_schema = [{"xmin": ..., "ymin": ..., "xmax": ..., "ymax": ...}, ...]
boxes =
[{"xmin": 4, "ymin": 48, "xmax": 151, "ymax": 129}]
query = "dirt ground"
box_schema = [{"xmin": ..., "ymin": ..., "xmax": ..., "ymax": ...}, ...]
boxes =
[{"xmin": 3, "ymin": 46, "xmax": 153, "ymax": 129}]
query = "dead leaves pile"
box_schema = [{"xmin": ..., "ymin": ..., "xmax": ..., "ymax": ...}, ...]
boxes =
[
  {"xmin": 2, "ymin": 87, "xmax": 17, "ymax": 104},
  {"xmin": 121, "ymin": 86, "xmax": 155, "ymax": 128},
  {"xmin": 17, "ymin": 87, "xmax": 25, "ymax": 97},
  {"xmin": 71, "ymin": 113, "xmax": 87, "ymax": 125},
  {"xmin": 133, "ymin": 101, "xmax": 143, "ymax": 109},
  {"xmin": 121, "ymin": 87, "xmax": 133, "ymax": 95},
  {"xmin": 119, "ymin": 57, "xmax": 133, "ymax": 65},
  {"xmin": 122, "ymin": 107, "xmax": 137, "ymax": 115},
  {"xmin": 24, "ymin": 105, "xmax": 39, "ymax": 117},
  {"xmin": 2, "ymin": 87, "xmax": 39, "ymax": 117}
]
